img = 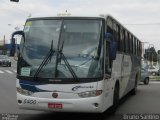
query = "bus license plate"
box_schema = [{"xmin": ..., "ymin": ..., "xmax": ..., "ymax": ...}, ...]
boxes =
[{"xmin": 48, "ymin": 103, "xmax": 63, "ymax": 109}]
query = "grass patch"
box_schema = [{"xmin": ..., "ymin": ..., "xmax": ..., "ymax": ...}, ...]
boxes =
[{"xmin": 149, "ymin": 76, "xmax": 160, "ymax": 80}]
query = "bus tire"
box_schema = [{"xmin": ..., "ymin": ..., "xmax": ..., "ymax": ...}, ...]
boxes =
[
  {"xmin": 109, "ymin": 82, "xmax": 119, "ymax": 114},
  {"xmin": 131, "ymin": 76, "xmax": 138, "ymax": 95}
]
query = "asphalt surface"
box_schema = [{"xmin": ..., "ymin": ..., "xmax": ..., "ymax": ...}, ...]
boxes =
[
  {"xmin": 0, "ymin": 58, "xmax": 41, "ymax": 114},
  {"xmin": 0, "ymin": 58, "xmax": 160, "ymax": 120}
]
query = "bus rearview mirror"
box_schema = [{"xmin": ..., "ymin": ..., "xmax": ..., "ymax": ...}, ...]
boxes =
[
  {"xmin": 11, "ymin": 31, "xmax": 25, "ymax": 58},
  {"xmin": 11, "ymin": 30, "xmax": 25, "ymax": 42}
]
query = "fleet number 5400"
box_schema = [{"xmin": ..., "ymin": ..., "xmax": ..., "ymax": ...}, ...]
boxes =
[{"xmin": 24, "ymin": 99, "xmax": 36, "ymax": 104}]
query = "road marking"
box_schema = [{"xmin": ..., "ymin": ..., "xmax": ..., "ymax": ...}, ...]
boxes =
[
  {"xmin": 0, "ymin": 69, "xmax": 17, "ymax": 74},
  {"xmin": 13, "ymin": 69, "xmax": 17, "ymax": 73},
  {"xmin": 0, "ymin": 70, "xmax": 4, "ymax": 73},
  {"xmin": 5, "ymin": 70, "xmax": 13, "ymax": 74}
]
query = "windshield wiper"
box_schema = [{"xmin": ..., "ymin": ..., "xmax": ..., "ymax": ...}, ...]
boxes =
[
  {"xmin": 34, "ymin": 40, "xmax": 55, "ymax": 80},
  {"xmin": 60, "ymin": 52, "xmax": 78, "ymax": 80},
  {"xmin": 55, "ymin": 41, "xmax": 78, "ymax": 80}
]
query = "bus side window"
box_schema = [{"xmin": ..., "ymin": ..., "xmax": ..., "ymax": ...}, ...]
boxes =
[
  {"xmin": 120, "ymin": 27, "xmax": 124, "ymax": 52},
  {"xmin": 135, "ymin": 39, "xmax": 137, "ymax": 55},
  {"xmin": 105, "ymin": 41, "xmax": 111, "ymax": 75},
  {"xmin": 137, "ymin": 41, "xmax": 139, "ymax": 55},
  {"xmin": 129, "ymin": 34, "xmax": 133, "ymax": 54},
  {"xmin": 114, "ymin": 23, "xmax": 120, "ymax": 52},
  {"xmin": 106, "ymin": 17, "xmax": 113, "ymax": 34},
  {"xmin": 106, "ymin": 17, "xmax": 113, "ymax": 74},
  {"xmin": 125, "ymin": 31, "xmax": 129, "ymax": 53},
  {"xmin": 133, "ymin": 37, "xmax": 135, "ymax": 55},
  {"xmin": 132, "ymin": 37, "xmax": 134, "ymax": 55},
  {"xmin": 112, "ymin": 22, "xmax": 120, "ymax": 52}
]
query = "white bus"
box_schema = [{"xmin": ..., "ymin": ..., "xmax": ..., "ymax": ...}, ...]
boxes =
[{"xmin": 13, "ymin": 15, "xmax": 142, "ymax": 113}]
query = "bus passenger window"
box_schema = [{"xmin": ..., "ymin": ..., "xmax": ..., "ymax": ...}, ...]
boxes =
[{"xmin": 105, "ymin": 42, "xmax": 111, "ymax": 75}]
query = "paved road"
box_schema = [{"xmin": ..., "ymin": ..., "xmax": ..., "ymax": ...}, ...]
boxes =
[
  {"xmin": 0, "ymin": 58, "xmax": 160, "ymax": 120},
  {"xmin": 0, "ymin": 58, "xmax": 41, "ymax": 114}
]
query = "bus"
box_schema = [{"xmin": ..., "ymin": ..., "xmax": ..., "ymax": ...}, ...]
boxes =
[{"xmin": 12, "ymin": 15, "xmax": 142, "ymax": 113}]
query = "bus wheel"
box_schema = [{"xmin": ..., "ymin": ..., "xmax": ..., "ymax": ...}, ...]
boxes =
[
  {"xmin": 131, "ymin": 77, "xmax": 138, "ymax": 95},
  {"xmin": 109, "ymin": 83, "xmax": 119, "ymax": 114}
]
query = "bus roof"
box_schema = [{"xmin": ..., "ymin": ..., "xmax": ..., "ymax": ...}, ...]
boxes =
[{"xmin": 27, "ymin": 14, "xmax": 109, "ymax": 20}]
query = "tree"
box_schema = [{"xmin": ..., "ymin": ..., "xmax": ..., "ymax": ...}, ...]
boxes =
[{"xmin": 144, "ymin": 47, "xmax": 157, "ymax": 66}]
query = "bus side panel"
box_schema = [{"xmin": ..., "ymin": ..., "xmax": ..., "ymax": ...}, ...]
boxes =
[
  {"xmin": 131, "ymin": 55, "xmax": 141, "ymax": 85},
  {"xmin": 111, "ymin": 53, "xmax": 124, "ymax": 98},
  {"xmin": 122, "ymin": 55, "xmax": 141, "ymax": 96},
  {"xmin": 120, "ymin": 54, "xmax": 133, "ymax": 97},
  {"xmin": 111, "ymin": 53, "xmax": 139, "ymax": 99},
  {"xmin": 103, "ymin": 78, "xmax": 115, "ymax": 111}
]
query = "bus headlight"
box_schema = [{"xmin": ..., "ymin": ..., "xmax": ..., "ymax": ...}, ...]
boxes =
[
  {"xmin": 78, "ymin": 90, "xmax": 102, "ymax": 98},
  {"xmin": 16, "ymin": 87, "xmax": 33, "ymax": 96}
]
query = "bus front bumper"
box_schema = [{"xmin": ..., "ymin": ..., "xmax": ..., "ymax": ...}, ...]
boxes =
[{"xmin": 17, "ymin": 93, "xmax": 104, "ymax": 113}]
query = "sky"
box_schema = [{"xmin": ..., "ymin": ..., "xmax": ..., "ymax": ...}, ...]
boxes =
[{"xmin": 0, "ymin": 0, "xmax": 160, "ymax": 51}]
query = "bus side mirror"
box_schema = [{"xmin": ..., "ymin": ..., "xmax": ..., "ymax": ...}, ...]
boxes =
[
  {"xmin": 11, "ymin": 31, "xmax": 25, "ymax": 61},
  {"xmin": 11, "ymin": 30, "xmax": 25, "ymax": 41},
  {"xmin": 105, "ymin": 32, "xmax": 117, "ymax": 60}
]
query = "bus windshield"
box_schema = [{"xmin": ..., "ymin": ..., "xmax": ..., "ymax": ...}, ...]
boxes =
[{"xmin": 18, "ymin": 18, "xmax": 103, "ymax": 79}]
